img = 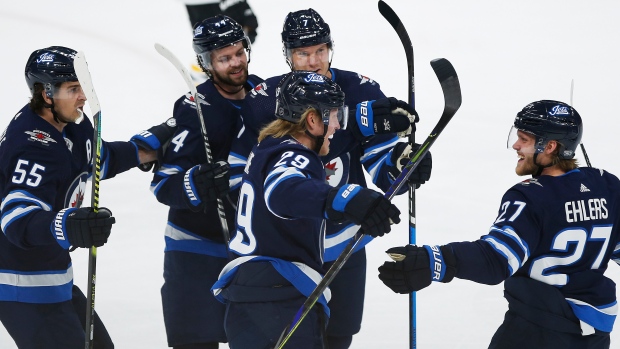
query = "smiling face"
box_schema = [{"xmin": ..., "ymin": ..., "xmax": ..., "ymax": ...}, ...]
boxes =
[
  {"xmin": 511, "ymin": 130, "xmax": 539, "ymax": 176},
  {"xmin": 317, "ymin": 108, "xmax": 341, "ymax": 156},
  {"xmin": 209, "ymin": 41, "xmax": 249, "ymax": 90}
]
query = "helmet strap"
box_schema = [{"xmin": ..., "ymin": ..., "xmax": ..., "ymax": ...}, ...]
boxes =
[
  {"xmin": 304, "ymin": 121, "xmax": 328, "ymax": 154},
  {"xmin": 532, "ymin": 153, "xmax": 553, "ymax": 177}
]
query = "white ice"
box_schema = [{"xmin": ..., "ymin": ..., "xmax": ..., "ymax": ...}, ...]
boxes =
[{"xmin": 1, "ymin": 1, "xmax": 619, "ymax": 348}]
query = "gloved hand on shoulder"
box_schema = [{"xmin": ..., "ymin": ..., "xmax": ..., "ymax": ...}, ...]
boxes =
[
  {"xmin": 349, "ymin": 97, "xmax": 418, "ymax": 141},
  {"xmin": 130, "ymin": 118, "xmax": 177, "ymax": 172}
]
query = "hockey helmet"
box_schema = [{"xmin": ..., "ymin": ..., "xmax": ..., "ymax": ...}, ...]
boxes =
[
  {"xmin": 25, "ymin": 46, "xmax": 78, "ymax": 97},
  {"xmin": 193, "ymin": 15, "xmax": 251, "ymax": 69},
  {"xmin": 511, "ymin": 100, "xmax": 583, "ymax": 159},
  {"xmin": 275, "ymin": 71, "xmax": 347, "ymax": 129}
]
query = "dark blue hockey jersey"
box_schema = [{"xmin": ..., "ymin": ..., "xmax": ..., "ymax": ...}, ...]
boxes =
[
  {"xmin": 0, "ymin": 105, "xmax": 139, "ymax": 304},
  {"xmin": 229, "ymin": 68, "xmax": 405, "ymax": 261},
  {"xmin": 213, "ymin": 135, "xmax": 333, "ymax": 314},
  {"xmin": 150, "ymin": 76, "xmax": 262, "ymax": 256},
  {"xmin": 450, "ymin": 168, "xmax": 620, "ymax": 333}
]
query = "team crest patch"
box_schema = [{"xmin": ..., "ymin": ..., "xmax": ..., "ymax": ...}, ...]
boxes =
[
  {"xmin": 519, "ymin": 178, "xmax": 543, "ymax": 187},
  {"xmin": 251, "ymin": 82, "xmax": 269, "ymax": 97},
  {"xmin": 357, "ymin": 74, "xmax": 376, "ymax": 85},
  {"xmin": 25, "ymin": 129, "xmax": 57, "ymax": 145}
]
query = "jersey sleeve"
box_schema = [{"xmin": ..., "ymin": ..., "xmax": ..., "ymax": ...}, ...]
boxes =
[
  {"xmin": 449, "ymin": 189, "xmax": 539, "ymax": 284},
  {"xmin": 99, "ymin": 140, "xmax": 140, "ymax": 180},
  {"xmin": 360, "ymin": 134, "xmax": 407, "ymax": 194},
  {"xmin": 263, "ymin": 148, "xmax": 332, "ymax": 220},
  {"xmin": 150, "ymin": 99, "xmax": 203, "ymax": 209}
]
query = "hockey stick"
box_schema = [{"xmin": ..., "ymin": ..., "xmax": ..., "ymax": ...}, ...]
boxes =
[
  {"xmin": 153, "ymin": 43, "xmax": 231, "ymax": 243},
  {"xmin": 73, "ymin": 51, "xmax": 103, "ymax": 349},
  {"xmin": 377, "ymin": 1, "xmax": 418, "ymax": 346},
  {"xmin": 274, "ymin": 58, "xmax": 462, "ymax": 349},
  {"xmin": 570, "ymin": 79, "xmax": 592, "ymax": 167}
]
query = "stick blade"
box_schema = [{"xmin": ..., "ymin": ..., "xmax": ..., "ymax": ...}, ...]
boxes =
[
  {"xmin": 154, "ymin": 43, "xmax": 198, "ymax": 95},
  {"xmin": 74, "ymin": 51, "xmax": 101, "ymax": 116},
  {"xmin": 431, "ymin": 58, "xmax": 462, "ymax": 112}
]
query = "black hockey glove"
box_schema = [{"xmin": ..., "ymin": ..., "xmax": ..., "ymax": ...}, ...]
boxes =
[
  {"xmin": 130, "ymin": 118, "xmax": 177, "ymax": 172},
  {"xmin": 325, "ymin": 184, "xmax": 401, "ymax": 237},
  {"xmin": 349, "ymin": 97, "xmax": 419, "ymax": 142},
  {"xmin": 184, "ymin": 161, "xmax": 230, "ymax": 211},
  {"xmin": 388, "ymin": 142, "xmax": 432, "ymax": 189},
  {"xmin": 378, "ymin": 244, "xmax": 457, "ymax": 294},
  {"xmin": 52, "ymin": 207, "xmax": 115, "ymax": 249}
]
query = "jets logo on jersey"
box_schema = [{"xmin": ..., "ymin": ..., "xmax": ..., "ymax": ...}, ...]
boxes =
[
  {"xmin": 251, "ymin": 82, "xmax": 269, "ymax": 97},
  {"xmin": 65, "ymin": 172, "xmax": 88, "ymax": 208},
  {"xmin": 580, "ymin": 183, "xmax": 590, "ymax": 192},
  {"xmin": 324, "ymin": 156, "xmax": 348, "ymax": 187},
  {"xmin": 25, "ymin": 130, "xmax": 57, "ymax": 145},
  {"xmin": 357, "ymin": 74, "xmax": 376, "ymax": 85}
]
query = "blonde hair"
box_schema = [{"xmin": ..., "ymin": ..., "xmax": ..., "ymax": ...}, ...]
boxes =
[
  {"xmin": 550, "ymin": 141, "xmax": 579, "ymax": 171},
  {"xmin": 258, "ymin": 109, "xmax": 315, "ymax": 142}
]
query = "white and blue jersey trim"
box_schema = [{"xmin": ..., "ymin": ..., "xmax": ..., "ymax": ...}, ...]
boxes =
[
  {"xmin": 164, "ymin": 222, "xmax": 228, "ymax": 258},
  {"xmin": 264, "ymin": 166, "xmax": 305, "ymax": 219},
  {"xmin": 566, "ymin": 297, "xmax": 618, "ymax": 334},
  {"xmin": 323, "ymin": 223, "xmax": 372, "ymax": 262},
  {"xmin": 0, "ymin": 264, "xmax": 73, "ymax": 303},
  {"xmin": 1, "ymin": 190, "xmax": 52, "ymax": 232},
  {"xmin": 212, "ymin": 255, "xmax": 332, "ymax": 317}
]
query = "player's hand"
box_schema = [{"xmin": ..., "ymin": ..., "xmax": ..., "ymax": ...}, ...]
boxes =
[
  {"xmin": 387, "ymin": 142, "xmax": 432, "ymax": 188},
  {"xmin": 349, "ymin": 97, "xmax": 418, "ymax": 141},
  {"xmin": 183, "ymin": 161, "xmax": 230, "ymax": 211},
  {"xmin": 52, "ymin": 207, "xmax": 115, "ymax": 249},
  {"xmin": 325, "ymin": 184, "xmax": 400, "ymax": 237},
  {"xmin": 378, "ymin": 245, "xmax": 456, "ymax": 294}
]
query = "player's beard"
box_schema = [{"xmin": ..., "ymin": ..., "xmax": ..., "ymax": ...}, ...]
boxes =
[
  {"xmin": 212, "ymin": 64, "xmax": 248, "ymax": 91},
  {"xmin": 515, "ymin": 153, "xmax": 539, "ymax": 176}
]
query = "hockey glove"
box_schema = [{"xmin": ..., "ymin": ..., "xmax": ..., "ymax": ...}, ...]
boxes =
[
  {"xmin": 325, "ymin": 184, "xmax": 401, "ymax": 237},
  {"xmin": 130, "ymin": 118, "xmax": 177, "ymax": 172},
  {"xmin": 378, "ymin": 244, "xmax": 457, "ymax": 294},
  {"xmin": 52, "ymin": 207, "xmax": 115, "ymax": 249},
  {"xmin": 184, "ymin": 161, "xmax": 230, "ymax": 211},
  {"xmin": 349, "ymin": 97, "xmax": 418, "ymax": 142},
  {"xmin": 387, "ymin": 142, "xmax": 432, "ymax": 189}
]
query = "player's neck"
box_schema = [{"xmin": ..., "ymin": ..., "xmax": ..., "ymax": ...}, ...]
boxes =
[
  {"xmin": 38, "ymin": 109, "xmax": 66, "ymax": 133},
  {"xmin": 539, "ymin": 166, "xmax": 566, "ymax": 177},
  {"xmin": 213, "ymin": 80, "xmax": 246, "ymax": 100}
]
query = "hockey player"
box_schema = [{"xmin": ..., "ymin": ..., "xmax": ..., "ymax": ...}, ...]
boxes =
[
  {"xmin": 379, "ymin": 100, "xmax": 620, "ymax": 349},
  {"xmin": 227, "ymin": 8, "xmax": 432, "ymax": 348},
  {"xmin": 212, "ymin": 71, "xmax": 401, "ymax": 349},
  {"xmin": 142, "ymin": 15, "xmax": 263, "ymax": 349},
  {"xmin": 0, "ymin": 46, "xmax": 158, "ymax": 349}
]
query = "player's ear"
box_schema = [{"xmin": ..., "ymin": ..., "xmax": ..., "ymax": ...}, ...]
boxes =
[{"xmin": 545, "ymin": 140, "xmax": 559, "ymax": 154}]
